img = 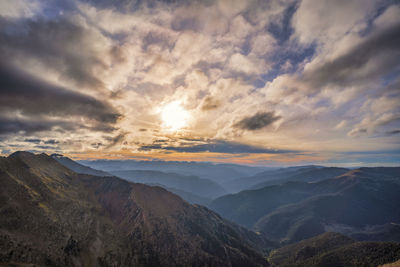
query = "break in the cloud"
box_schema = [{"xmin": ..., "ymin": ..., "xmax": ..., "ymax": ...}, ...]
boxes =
[{"xmin": 0, "ymin": 0, "xmax": 399, "ymax": 166}]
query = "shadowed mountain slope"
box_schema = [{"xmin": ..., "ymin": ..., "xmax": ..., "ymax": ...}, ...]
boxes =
[
  {"xmin": 268, "ymin": 232, "xmax": 400, "ymax": 267},
  {"xmin": 51, "ymin": 153, "xmax": 111, "ymax": 177},
  {"xmin": 210, "ymin": 167, "xmax": 400, "ymax": 244},
  {"xmin": 0, "ymin": 151, "xmax": 272, "ymax": 266},
  {"xmin": 110, "ymin": 169, "xmax": 226, "ymax": 199},
  {"xmin": 224, "ymin": 166, "xmax": 348, "ymax": 193},
  {"xmin": 255, "ymin": 168, "xmax": 400, "ymax": 243},
  {"xmin": 52, "ymin": 155, "xmax": 214, "ymax": 205}
]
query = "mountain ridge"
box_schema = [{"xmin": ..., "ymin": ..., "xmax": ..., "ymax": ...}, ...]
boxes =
[{"xmin": 210, "ymin": 167, "xmax": 400, "ymax": 244}]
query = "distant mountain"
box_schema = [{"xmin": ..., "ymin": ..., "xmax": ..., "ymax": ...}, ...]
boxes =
[
  {"xmin": 159, "ymin": 186, "xmax": 212, "ymax": 206},
  {"xmin": 79, "ymin": 159, "xmax": 269, "ymax": 184},
  {"xmin": 0, "ymin": 151, "xmax": 272, "ymax": 266},
  {"xmin": 268, "ymin": 232, "xmax": 400, "ymax": 267},
  {"xmin": 224, "ymin": 166, "xmax": 348, "ymax": 193},
  {"xmin": 51, "ymin": 153, "xmax": 111, "ymax": 177},
  {"xmin": 210, "ymin": 181, "xmax": 327, "ymax": 228},
  {"xmin": 210, "ymin": 167, "xmax": 400, "ymax": 244},
  {"xmin": 255, "ymin": 168, "xmax": 400, "ymax": 244},
  {"xmin": 51, "ymin": 155, "xmax": 214, "ymax": 204},
  {"xmin": 250, "ymin": 166, "xmax": 349, "ymax": 190},
  {"xmin": 110, "ymin": 169, "xmax": 227, "ymax": 199},
  {"xmin": 345, "ymin": 223, "xmax": 400, "ymax": 242}
]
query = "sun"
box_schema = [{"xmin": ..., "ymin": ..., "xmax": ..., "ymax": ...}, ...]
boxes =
[{"xmin": 161, "ymin": 101, "xmax": 190, "ymax": 131}]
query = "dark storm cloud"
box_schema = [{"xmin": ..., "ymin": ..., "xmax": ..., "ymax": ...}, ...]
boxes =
[
  {"xmin": 0, "ymin": 116, "xmax": 76, "ymax": 135},
  {"xmin": 140, "ymin": 140, "xmax": 296, "ymax": 154},
  {"xmin": 234, "ymin": 111, "xmax": 281, "ymax": 130},
  {"xmin": 386, "ymin": 130, "xmax": 400, "ymax": 135},
  {"xmin": 44, "ymin": 139, "xmax": 59, "ymax": 145},
  {"xmin": 0, "ymin": 17, "xmax": 116, "ymax": 90},
  {"xmin": 24, "ymin": 138, "xmax": 41, "ymax": 144},
  {"xmin": 0, "ymin": 63, "xmax": 120, "ymax": 124},
  {"xmin": 303, "ymin": 21, "xmax": 400, "ymax": 88}
]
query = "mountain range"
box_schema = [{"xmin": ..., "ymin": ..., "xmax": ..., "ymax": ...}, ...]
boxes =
[
  {"xmin": 223, "ymin": 166, "xmax": 349, "ymax": 193},
  {"xmin": 52, "ymin": 155, "xmax": 224, "ymax": 205},
  {"xmin": 79, "ymin": 159, "xmax": 269, "ymax": 185},
  {"xmin": 1, "ymin": 151, "xmax": 400, "ymax": 266},
  {"xmin": 210, "ymin": 167, "xmax": 400, "ymax": 244},
  {"xmin": 0, "ymin": 152, "xmax": 272, "ymax": 266},
  {"xmin": 110, "ymin": 170, "xmax": 226, "ymax": 199}
]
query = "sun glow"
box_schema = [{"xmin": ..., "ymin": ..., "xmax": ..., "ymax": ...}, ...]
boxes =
[{"xmin": 161, "ymin": 101, "xmax": 190, "ymax": 131}]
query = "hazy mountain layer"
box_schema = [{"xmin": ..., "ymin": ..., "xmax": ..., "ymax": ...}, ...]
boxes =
[
  {"xmin": 110, "ymin": 169, "xmax": 226, "ymax": 199},
  {"xmin": 250, "ymin": 167, "xmax": 349, "ymax": 190},
  {"xmin": 52, "ymin": 155, "xmax": 213, "ymax": 205},
  {"xmin": 224, "ymin": 166, "xmax": 348, "ymax": 193},
  {"xmin": 80, "ymin": 159, "xmax": 269, "ymax": 184}
]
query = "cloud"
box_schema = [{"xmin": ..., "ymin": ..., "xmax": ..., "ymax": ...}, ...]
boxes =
[
  {"xmin": 24, "ymin": 138, "xmax": 41, "ymax": 144},
  {"xmin": 43, "ymin": 139, "xmax": 59, "ymax": 145},
  {"xmin": 302, "ymin": 21, "xmax": 400, "ymax": 88},
  {"xmin": 226, "ymin": 53, "xmax": 265, "ymax": 76},
  {"xmin": 104, "ymin": 132, "xmax": 127, "ymax": 149},
  {"xmin": 140, "ymin": 140, "xmax": 296, "ymax": 154},
  {"xmin": 234, "ymin": 112, "xmax": 281, "ymax": 130},
  {"xmin": 0, "ymin": 116, "xmax": 77, "ymax": 135},
  {"xmin": 292, "ymin": 0, "xmax": 378, "ymax": 45},
  {"xmin": 201, "ymin": 96, "xmax": 220, "ymax": 110},
  {"xmin": 0, "ymin": 63, "xmax": 120, "ymax": 125},
  {"xmin": 386, "ymin": 130, "xmax": 400, "ymax": 135},
  {"xmin": 0, "ymin": 17, "xmax": 120, "ymax": 92},
  {"xmin": 347, "ymin": 127, "xmax": 368, "ymax": 138},
  {"xmin": 0, "ymin": 0, "xmax": 41, "ymax": 18},
  {"xmin": 348, "ymin": 113, "xmax": 400, "ymax": 137}
]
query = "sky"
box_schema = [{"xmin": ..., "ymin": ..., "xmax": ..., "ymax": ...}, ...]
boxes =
[{"xmin": 0, "ymin": 0, "xmax": 399, "ymax": 166}]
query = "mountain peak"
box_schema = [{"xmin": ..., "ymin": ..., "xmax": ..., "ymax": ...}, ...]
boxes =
[
  {"xmin": 8, "ymin": 151, "xmax": 52, "ymax": 160},
  {"xmin": 9, "ymin": 150, "xmax": 36, "ymax": 158}
]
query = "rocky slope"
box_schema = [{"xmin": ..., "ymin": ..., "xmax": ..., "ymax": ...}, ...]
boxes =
[{"xmin": 0, "ymin": 151, "xmax": 271, "ymax": 266}]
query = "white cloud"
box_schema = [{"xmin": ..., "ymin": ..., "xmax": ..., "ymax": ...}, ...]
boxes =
[
  {"xmin": 0, "ymin": 0, "xmax": 41, "ymax": 18},
  {"xmin": 292, "ymin": 0, "xmax": 377, "ymax": 45}
]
